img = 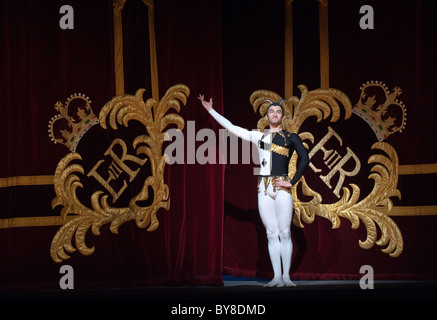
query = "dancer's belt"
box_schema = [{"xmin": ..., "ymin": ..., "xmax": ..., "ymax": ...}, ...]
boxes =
[{"xmin": 257, "ymin": 175, "xmax": 291, "ymax": 194}]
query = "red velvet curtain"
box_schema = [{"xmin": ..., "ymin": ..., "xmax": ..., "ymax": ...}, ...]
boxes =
[{"xmin": 0, "ymin": 0, "xmax": 224, "ymax": 290}]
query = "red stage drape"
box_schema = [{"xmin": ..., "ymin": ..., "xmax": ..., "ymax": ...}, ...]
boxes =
[
  {"xmin": 221, "ymin": 0, "xmax": 437, "ymax": 280},
  {"xmin": 1, "ymin": 0, "xmax": 437, "ymax": 292},
  {"xmin": 0, "ymin": 0, "xmax": 224, "ymax": 290}
]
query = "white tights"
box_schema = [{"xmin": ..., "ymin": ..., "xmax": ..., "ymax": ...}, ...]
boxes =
[{"xmin": 258, "ymin": 180, "xmax": 294, "ymax": 284}]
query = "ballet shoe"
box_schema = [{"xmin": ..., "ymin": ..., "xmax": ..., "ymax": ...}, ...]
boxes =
[
  {"xmin": 282, "ymin": 276, "xmax": 297, "ymax": 287},
  {"xmin": 263, "ymin": 277, "xmax": 284, "ymax": 288}
]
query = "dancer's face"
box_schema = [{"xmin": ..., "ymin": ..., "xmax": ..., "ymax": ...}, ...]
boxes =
[{"xmin": 266, "ymin": 105, "xmax": 283, "ymax": 126}]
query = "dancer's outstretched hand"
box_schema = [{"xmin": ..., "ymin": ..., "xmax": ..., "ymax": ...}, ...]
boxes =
[{"xmin": 198, "ymin": 94, "xmax": 213, "ymax": 112}]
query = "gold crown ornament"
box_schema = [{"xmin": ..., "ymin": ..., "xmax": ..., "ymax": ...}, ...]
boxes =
[
  {"xmin": 353, "ymin": 81, "xmax": 407, "ymax": 141},
  {"xmin": 48, "ymin": 93, "xmax": 99, "ymax": 151}
]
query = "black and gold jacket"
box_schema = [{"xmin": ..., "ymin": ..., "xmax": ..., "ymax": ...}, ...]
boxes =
[{"xmin": 258, "ymin": 130, "xmax": 310, "ymax": 185}]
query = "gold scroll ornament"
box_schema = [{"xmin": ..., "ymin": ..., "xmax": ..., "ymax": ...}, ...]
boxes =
[
  {"xmin": 251, "ymin": 84, "xmax": 403, "ymax": 257},
  {"xmin": 50, "ymin": 84, "xmax": 189, "ymax": 262}
]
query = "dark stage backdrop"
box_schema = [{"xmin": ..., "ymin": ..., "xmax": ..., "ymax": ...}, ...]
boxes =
[
  {"xmin": 1, "ymin": 0, "xmax": 436, "ymax": 292},
  {"xmin": 221, "ymin": 0, "xmax": 437, "ymax": 280}
]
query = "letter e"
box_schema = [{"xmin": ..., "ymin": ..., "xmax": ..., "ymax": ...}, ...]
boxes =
[{"xmin": 59, "ymin": 5, "xmax": 74, "ymax": 30}]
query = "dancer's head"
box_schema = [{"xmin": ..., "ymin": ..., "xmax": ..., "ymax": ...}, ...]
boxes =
[{"xmin": 264, "ymin": 99, "xmax": 286, "ymax": 127}]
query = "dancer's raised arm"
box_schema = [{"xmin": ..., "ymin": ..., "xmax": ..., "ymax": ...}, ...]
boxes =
[{"xmin": 198, "ymin": 94, "xmax": 253, "ymax": 142}]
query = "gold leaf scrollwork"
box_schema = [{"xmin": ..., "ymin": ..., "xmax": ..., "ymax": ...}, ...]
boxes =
[
  {"xmin": 250, "ymin": 84, "xmax": 403, "ymax": 257},
  {"xmin": 251, "ymin": 84, "xmax": 352, "ymax": 132},
  {"xmin": 50, "ymin": 84, "xmax": 189, "ymax": 262}
]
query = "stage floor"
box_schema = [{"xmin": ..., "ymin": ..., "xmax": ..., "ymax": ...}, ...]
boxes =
[{"xmin": 2, "ymin": 278, "xmax": 437, "ymax": 300}]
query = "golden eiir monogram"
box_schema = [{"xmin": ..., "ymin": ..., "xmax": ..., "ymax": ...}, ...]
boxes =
[{"xmin": 49, "ymin": 85, "xmax": 189, "ymax": 262}]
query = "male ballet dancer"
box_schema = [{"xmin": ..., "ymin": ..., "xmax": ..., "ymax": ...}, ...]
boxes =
[{"xmin": 198, "ymin": 94, "xmax": 309, "ymax": 287}]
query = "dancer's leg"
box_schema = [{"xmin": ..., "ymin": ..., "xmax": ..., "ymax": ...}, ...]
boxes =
[
  {"xmin": 258, "ymin": 185, "xmax": 283, "ymax": 287},
  {"xmin": 275, "ymin": 189, "xmax": 296, "ymax": 287}
]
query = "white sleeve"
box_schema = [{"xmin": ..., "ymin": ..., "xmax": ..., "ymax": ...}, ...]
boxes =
[{"xmin": 209, "ymin": 109, "xmax": 253, "ymax": 142}]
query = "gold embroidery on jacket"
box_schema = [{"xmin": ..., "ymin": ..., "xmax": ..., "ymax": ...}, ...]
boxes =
[
  {"xmin": 258, "ymin": 141, "xmax": 289, "ymax": 157},
  {"xmin": 271, "ymin": 143, "xmax": 289, "ymax": 157}
]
